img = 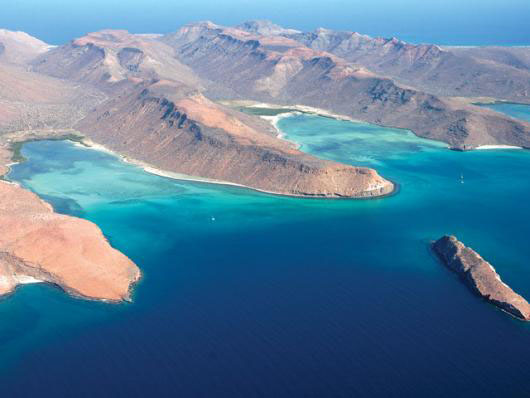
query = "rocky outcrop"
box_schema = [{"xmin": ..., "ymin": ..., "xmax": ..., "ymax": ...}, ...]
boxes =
[{"xmin": 432, "ymin": 235, "xmax": 530, "ymax": 321}]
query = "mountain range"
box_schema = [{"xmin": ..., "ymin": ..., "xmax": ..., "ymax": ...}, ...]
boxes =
[{"xmin": 1, "ymin": 20, "xmax": 529, "ymax": 197}]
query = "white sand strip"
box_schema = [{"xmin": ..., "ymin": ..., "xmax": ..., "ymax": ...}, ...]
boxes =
[{"xmin": 475, "ymin": 145, "xmax": 523, "ymax": 150}]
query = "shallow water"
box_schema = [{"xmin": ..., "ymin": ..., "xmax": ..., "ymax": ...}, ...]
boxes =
[
  {"xmin": 2, "ymin": 103, "xmax": 530, "ymax": 397},
  {"xmin": 480, "ymin": 102, "xmax": 530, "ymax": 122}
]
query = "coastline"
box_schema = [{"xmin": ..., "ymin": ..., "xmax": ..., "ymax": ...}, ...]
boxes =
[
  {"xmin": 0, "ymin": 131, "xmax": 142, "ymax": 302},
  {"xmin": 77, "ymin": 139, "xmax": 253, "ymax": 189},
  {"xmin": 0, "ymin": 273, "xmax": 44, "ymax": 297},
  {"xmin": 472, "ymin": 99, "xmax": 530, "ymax": 107},
  {"xmin": 258, "ymin": 112, "xmax": 302, "ymax": 147},
  {"xmin": 475, "ymin": 144, "xmax": 523, "ymax": 150},
  {"xmin": 244, "ymin": 101, "xmax": 365, "ymax": 123},
  {"xmin": 79, "ymin": 139, "xmax": 397, "ymax": 200},
  {"xmin": 234, "ymin": 100, "xmax": 453, "ymax": 150},
  {"xmin": 238, "ymin": 100, "xmax": 530, "ymax": 153}
]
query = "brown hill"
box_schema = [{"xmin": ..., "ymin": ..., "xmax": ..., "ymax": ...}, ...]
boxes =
[
  {"xmin": 76, "ymin": 80, "xmax": 394, "ymax": 198},
  {"xmin": 0, "ymin": 63, "xmax": 105, "ymax": 133},
  {"xmin": 0, "ymin": 180, "xmax": 140, "ymax": 301},
  {"xmin": 0, "ymin": 29, "xmax": 50, "ymax": 64},
  {"xmin": 32, "ymin": 29, "xmax": 202, "ymax": 91}
]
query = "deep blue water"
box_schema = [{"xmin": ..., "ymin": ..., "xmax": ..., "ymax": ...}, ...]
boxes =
[{"xmin": 2, "ymin": 104, "xmax": 530, "ymax": 397}]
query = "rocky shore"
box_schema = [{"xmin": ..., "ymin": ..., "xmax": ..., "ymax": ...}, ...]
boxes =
[{"xmin": 432, "ymin": 235, "xmax": 530, "ymax": 321}]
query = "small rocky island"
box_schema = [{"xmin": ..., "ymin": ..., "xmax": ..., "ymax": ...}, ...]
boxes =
[{"xmin": 432, "ymin": 235, "xmax": 530, "ymax": 321}]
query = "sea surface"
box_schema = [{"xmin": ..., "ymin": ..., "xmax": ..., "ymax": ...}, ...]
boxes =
[{"xmin": 2, "ymin": 103, "xmax": 530, "ymax": 397}]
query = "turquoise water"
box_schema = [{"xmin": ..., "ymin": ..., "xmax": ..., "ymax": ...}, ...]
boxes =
[
  {"xmin": 2, "ymin": 104, "xmax": 530, "ymax": 397},
  {"xmin": 480, "ymin": 102, "xmax": 530, "ymax": 122}
]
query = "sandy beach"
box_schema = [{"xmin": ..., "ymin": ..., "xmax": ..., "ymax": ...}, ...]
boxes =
[
  {"xmin": 258, "ymin": 112, "xmax": 302, "ymax": 149},
  {"xmin": 475, "ymin": 144, "xmax": 523, "ymax": 150},
  {"xmin": 246, "ymin": 102, "xmax": 363, "ymax": 123}
]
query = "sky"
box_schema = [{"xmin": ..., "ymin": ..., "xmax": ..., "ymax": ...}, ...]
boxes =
[{"xmin": 2, "ymin": 0, "xmax": 529, "ymax": 45}]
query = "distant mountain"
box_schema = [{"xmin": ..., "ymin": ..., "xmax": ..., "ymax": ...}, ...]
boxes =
[
  {"xmin": 237, "ymin": 20, "xmax": 301, "ymax": 36},
  {"xmin": 280, "ymin": 27, "xmax": 530, "ymax": 102},
  {"xmin": 0, "ymin": 30, "xmax": 104, "ymax": 133},
  {"xmin": 162, "ymin": 22, "xmax": 530, "ymax": 149},
  {"xmin": 31, "ymin": 30, "xmax": 202, "ymax": 91},
  {"xmin": 0, "ymin": 29, "xmax": 50, "ymax": 64}
]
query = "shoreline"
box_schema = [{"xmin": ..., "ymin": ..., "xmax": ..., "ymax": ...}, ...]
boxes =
[
  {"xmin": 236, "ymin": 100, "xmax": 454, "ymax": 150},
  {"xmin": 473, "ymin": 99, "xmax": 530, "ymax": 107},
  {"xmin": 1, "ymin": 128, "xmax": 398, "ymax": 200},
  {"xmin": 78, "ymin": 139, "xmax": 397, "ymax": 200},
  {"xmin": 239, "ymin": 100, "xmax": 530, "ymax": 152},
  {"xmin": 258, "ymin": 112, "xmax": 302, "ymax": 148},
  {"xmin": 245, "ymin": 101, "xmax": 365, "ymax": 123},
  {"xmin": 475, "ymin": 144, "xmax": 523, "ymax": 150}
]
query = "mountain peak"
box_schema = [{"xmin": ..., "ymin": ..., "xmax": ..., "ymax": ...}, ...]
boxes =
[
  {"xmin": 72, "ymin": 29, "xmax": 136, "ymax": 48},
  {"xmin": 0, "ymin": 29, "xmax": 50, "ymax": 64},
  {"xmin": 183, "ymin": 20, "xmax": 221, "ymax": 30},
  {"xmin": 237, "ymin": 20, "xmax": 301, "ymax": 36}
]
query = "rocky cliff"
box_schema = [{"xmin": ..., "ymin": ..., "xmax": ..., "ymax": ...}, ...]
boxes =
[{"xmin": 432, "ymin": 235, "xmax": 530, "ymax": 321}]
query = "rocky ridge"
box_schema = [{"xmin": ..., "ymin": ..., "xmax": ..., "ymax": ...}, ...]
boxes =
[
  {"xmin": 432, "ymin": 235, "xmax": 530, "ymax": 321},
  {"xmin": 280, "ymin": 25, "xmax": 530, "ymax": 103}
]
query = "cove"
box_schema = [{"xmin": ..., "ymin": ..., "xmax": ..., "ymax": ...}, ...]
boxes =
[
  {"xmin": 479, "ymin": 102, "xmax": 530, "ymax": 122},
  {"xmin": 2, "ymin": 104, "xmax": 530, "ymax": 397}
]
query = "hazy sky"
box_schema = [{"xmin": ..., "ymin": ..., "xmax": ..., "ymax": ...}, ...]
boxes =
[{"xmin": 2, "ymin": 0, "xmax": 529, "ymax": 45}]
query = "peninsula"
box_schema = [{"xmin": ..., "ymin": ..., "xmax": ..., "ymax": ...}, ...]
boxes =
[
  {"xmin": 432, "ymin": 235, "xmax": 530, "ymax": 321},
  {"xmin": 0, "ymin": 133, "xmax": 141, "ymax": 301}
]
